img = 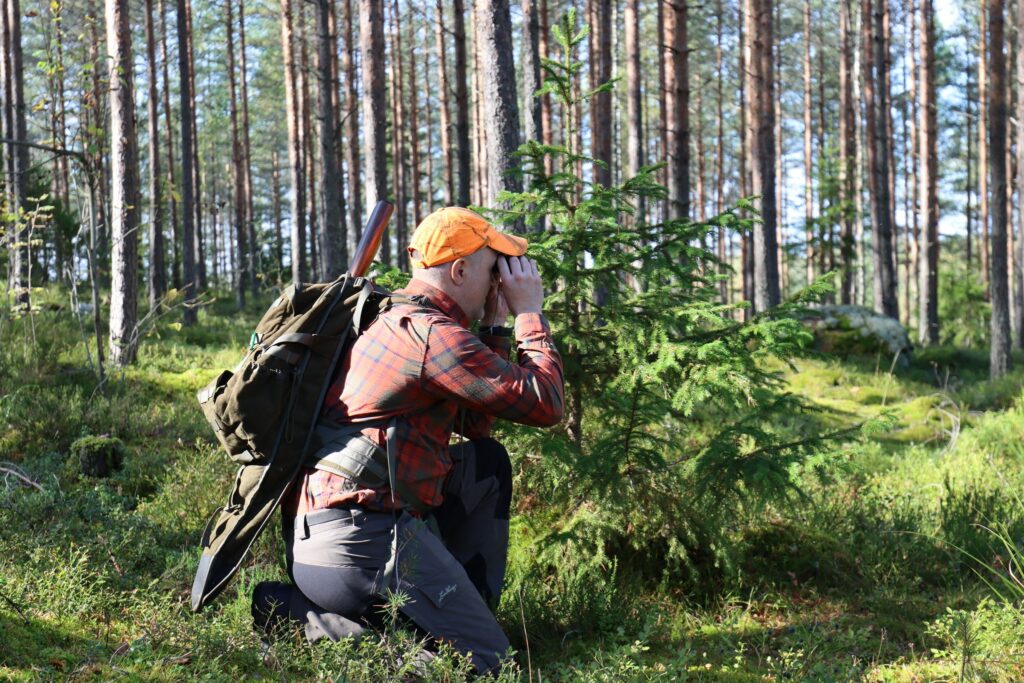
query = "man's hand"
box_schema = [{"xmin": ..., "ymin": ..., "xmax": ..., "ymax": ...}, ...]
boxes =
[
  {"xmin": 497, "ymin": 256, "xmax": 544, "ymax": 316},
  {"xmin": 482, "ymin": 284, "xmax": 509, "ymax": 326}
]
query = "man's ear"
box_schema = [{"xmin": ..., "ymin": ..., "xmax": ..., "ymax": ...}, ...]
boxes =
[{"xmin": 448, "ymin": 257, "xmax": 468, "ymax": 285}]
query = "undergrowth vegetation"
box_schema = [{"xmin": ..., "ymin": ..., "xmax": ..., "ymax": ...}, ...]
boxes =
[{"xmin": 5, "ymin": 294, "xmax": 1024, "ymax": 680}]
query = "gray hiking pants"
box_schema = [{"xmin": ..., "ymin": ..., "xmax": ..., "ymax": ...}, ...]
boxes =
[{"xmin": 278, "ymin": 437, "xmax": 513, "ymax": 673}]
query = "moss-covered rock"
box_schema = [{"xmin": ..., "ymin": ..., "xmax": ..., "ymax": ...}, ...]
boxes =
[
  {"xmin": 68, "ymin": 435, "xmax": 125, "ymax": 478},
  {"xmin": 802, "ymin": 304, "xmax": 913, "ymax": 366}
]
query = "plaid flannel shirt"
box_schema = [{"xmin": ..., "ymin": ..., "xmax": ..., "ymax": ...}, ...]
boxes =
[{"xmin": 282, "ymin": 278, "xmax": 564, "ymax": 517}]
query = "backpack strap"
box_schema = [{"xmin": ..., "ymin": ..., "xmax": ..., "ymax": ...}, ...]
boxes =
[{"xmin": 306, "ymin": 416, "xmax": 430, "ymax": 516}]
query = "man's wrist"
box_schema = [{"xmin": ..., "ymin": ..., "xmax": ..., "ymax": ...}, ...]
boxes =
[{"xmin": 479, "ymin": 324, "xmax": 514, "ymax": 337}]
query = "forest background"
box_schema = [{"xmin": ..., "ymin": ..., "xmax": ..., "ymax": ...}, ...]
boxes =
[{"xmin": 5, "ymin": 0, "xmax": 1024, "ymax": 680}]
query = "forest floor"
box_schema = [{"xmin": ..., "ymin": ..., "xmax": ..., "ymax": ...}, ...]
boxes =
[{"xmin": 3, "ymin": 289, "xmax": 1024, "ymax": 681}]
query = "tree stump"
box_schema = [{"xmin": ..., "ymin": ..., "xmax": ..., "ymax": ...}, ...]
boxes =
[{"xmin": 69, "ymin": 436, "xmax": 126, "ymax": 478}]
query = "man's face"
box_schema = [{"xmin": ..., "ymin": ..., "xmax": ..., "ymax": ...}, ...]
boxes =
[{"xmin": 462, "ymin": 248, "xmax": 500, "ymax": 321}]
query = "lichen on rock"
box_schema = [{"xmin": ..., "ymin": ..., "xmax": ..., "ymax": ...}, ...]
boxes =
[{"xmin": 802, "ymin": 305, "xmax": 913, "ymax": 367}]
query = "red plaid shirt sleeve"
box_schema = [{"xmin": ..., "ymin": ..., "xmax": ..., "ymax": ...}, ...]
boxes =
[{"xmin": 425, "ymin": 313, "xmax": 564, "ymax": 438}]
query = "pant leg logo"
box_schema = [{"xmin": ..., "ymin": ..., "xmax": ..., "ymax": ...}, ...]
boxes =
[{"xmin": 437, "ymin": 584, "xmax": 457, "ymax": 605}]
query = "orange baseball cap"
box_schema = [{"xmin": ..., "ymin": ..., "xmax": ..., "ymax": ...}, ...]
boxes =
[{"xmin": 407, "ymin": 207, "xmax": 528, "ymax": 268}]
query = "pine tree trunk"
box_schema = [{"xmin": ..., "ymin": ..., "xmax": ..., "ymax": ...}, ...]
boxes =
[
  {"xmin": 239, "ymin": 0, "xmax": 257, "ymax": 296},
  {"xmin": 88, "ymin": 1, "xmax": 110, "ymax": 285},
  {"xmin": 539, "ymin": 0, "xmax": 552, "ymax": 176},
  {"xmin": 106, "ymin": 0, "xmax": 141, "ymax": 365},
  {"xmin": 341, "ymin": 0, "xmax": 362, "ymax": 253},
  {"xmin": 665, "ymin": 0, "xmax": 689, "ymax": 221},
  {"xmin": 301, "ymin": 7, "xmax": 319, "ymax": 278},
  {"xmin": 282, "ymin": 0, "xmax": 306, "ymax": 281},
  {"xmin": 407, "ymin": 17, "xmax": 423, "ymax": 231},
  {"xmin": 854, "ymin": 5, "xmax": 866, "ymax": 306},
  {"xmin": 840, "ymin": 0, "xmax": 855, "ymax": 304},
  {"xmin": 588, "ymin": 0, "xmax": 611, "ymax": 188},
  {"xmin": 990, "ymin": 0, "xmax": 1012, "ymax": 377},
  {"xmin": 739, "ymin": 0, "xmax": 751, "ymax": 312},
  {"xmin": 908, "ymin": 0, "xmax": 920, "ymax": 326},
  {"xmin": 158, "ymin": 0, "xmax": 180, "ymax": 290},
  {"xmin": 967, "ymin": 64, "xmax": 974, "ymax": 270},
  {"xmin": 435, "ymin": 0, "xmax": 454, "ymax": 204},
  {"xmin": 360, "ymin": 0, "xmax": 388, "ymax": 260},
  {"xmin": 316, "ymin": 0, "xmax": 346, "ymax": 277},
  {"xmin": 144, "ymin": 0, "xmax": 165, "ymax": 311},
  {"xmin": 475, "ymin": 0, "xmax": 522, "ymax": 211},
  {"xmin": 918, "ymin": 0, "xmax": 939, "ymax": 345},
  {"xmin": 625, "ymin": 0, "xmax": 643, "ymax": 219},
  {"xmin": 520, "ymin": 0, "xmax": 544, "ymax": 148},
  {"xmin": 981, "ymin": 0, "xmax": 991, "ymax": 289},
  {"xmin": 864, "ymin": 0, "xmax": 899, "ymax": 319},
  {"xmin": 176, "ymin": 0, "xmax": 197, "ymax": 325},
  {"xmin": 774, "ymin": 0, "xmax": 785, "ymax": 292},
  {"xmin": 389, "ymin": 0, "xmax": 407, "ymax": 267},
  {"xmin": 803, "ymin": 0, "xmax": 814, "ymax": 287},
  {"xmin": 453, "ymin": 0, "xmax": 471, "ymax": 206},
  {"xmin": 186, "ymin": 0, "xmax": 204, "ymax": 290},
  {"xmin": 716, "ymin": 0, "xmax": 729, "ymax": 304},
  {"xmin": 271, "ymin": 149, "xmax": 284, "ymax": 272},
  {"xmin": 226, "ymin": 0, "xmax": 247, "ymax": 308},
  {"xmin": 1016, "ymin": 0, "xmax": 1024, "ymax": 347},
  {"xmin": 747, "ymin": 0, "xmax": 780, "ymax": 312},
  {"xmin": 3, "ymin": 0, "xmax": 29, "ymax": 306}
]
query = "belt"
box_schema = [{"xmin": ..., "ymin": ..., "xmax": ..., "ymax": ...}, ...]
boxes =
[{"xmin": 293, "ymin": 507, "xmax": 362, "ymax": 538}]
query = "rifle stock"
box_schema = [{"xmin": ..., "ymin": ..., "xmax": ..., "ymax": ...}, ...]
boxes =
[{"xmin": 348, "ymin": 201, "xmax": 394, "ymax": 277}]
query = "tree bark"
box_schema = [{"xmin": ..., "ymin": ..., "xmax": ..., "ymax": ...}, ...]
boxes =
[
  {"xmin": 863, "ymin": 0, "xmax": 899, "ymax": 319},
  {"xmin": 316, "ymin": 0, "xmax": 346, "ymax": 277},
  {"xmin": 145, "ymin": 0, "xmax": 166, "ymax": 311},
  {"xmin": 520, "ymin": 0, "xmax": 544, "ymax": 147},
  {"xmin": 539, "ymin": 0, "xmax": 552, "ymax": 176},
  {"xmin": 453, "ymin": 0, "xmax": 471, "ymax": 206},
  {"xmin": 918, "ymin": 0, "xmax": 939, "ymax": 345},
  {"xmin": 186, "ymin": 0, "xmax": 204, "ymax": 290},
  {"xmin": 1016, "ymin": 0, "xmax": 1024, "ymax": 347},
  {"xmin": 747, "ymin": 0, "xmax": 780, "ymax": 311},
  {"xmin": 176, "ymin": 0, "xmax": 197, "ymax": 325},
  {"xmin": 3, "ymin": 0, "xmax": 29, "ymax": 306},
  {"xmin": 840, "ymin": 0, "xmax": 855, "ymax": 304},
  {"xmin": 271, "ymin": 148, "xmax": 284, "ymax": 272},
  {"xmin": 625, "ymin": 0, "xmax": 644, "ymax": 221},
  {"xmin": 716, "ymin": 0, "xmax": 729, "ymax": 303},
  {"xmin": 158, "ymin": 0, "xmax": 180, "ymax": 290},
  {"xmin": 664, "ymin": 0, "xmax": 689, "ymax": 221},
  {"xmin": 853, "ymin": 4, "xmax": 866, "ymax": 306},
  {"xmin": 588, "ymin": 0, "xmax": 612, "ymax": 187},
  {"xmin": 341, "ymin": 0, "xmax": 361, "ymax": 253},
  {"xmin": 475, "ymin": 0, "xmax": 522, "ymax": 210},
  {"xmin": 990, "ymin": 0, "xmax": 1012, "ymax": 377},
  {"xmin": 239, "ymin": 0, "xmax": 257, "ymax": 296},
  {"xmin": 301, "ymin": 7, "xmax": 319, "ymax": 278},
  {"xmin": 803, "ymin": 0, "xmax": 814, "ymax": 287},
  {"xmin": 407, "ymin": 17, "xmax": 422, "ymax": 231},
  {"xmin": 106, "ymin": 0, "xmax": 141, "ymax": 365},
  {"xmin": 388, "ymin": 0, "xmax": 407, "ymax": 268},
  {"xmin": 981, "ymin": 0, "xmax": 991, "ymax": 288},
  {"xmin": 282, "ymin": 0, "xmax": 306, "ymax": 281},
  {"xmin": 360, "ymin": 0, "xmax": 388, "ymax": 260},
  {"xmin": 226, "ymin": 0, "xmax": 247, "ymax": 308},
  {"xmin": 435, "ymin": 0, "xmax": 454, "ymax": 204}
]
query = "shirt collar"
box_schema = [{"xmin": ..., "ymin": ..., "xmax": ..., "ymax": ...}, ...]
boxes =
[{"xmin": 399, "ymin": 278, "xmax": 471, "ymax": 328}]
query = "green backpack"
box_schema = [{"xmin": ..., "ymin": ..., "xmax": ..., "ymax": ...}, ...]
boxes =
[{"xmin": 191, "ymin": 274, "xmax": 389, "ymax": 611}]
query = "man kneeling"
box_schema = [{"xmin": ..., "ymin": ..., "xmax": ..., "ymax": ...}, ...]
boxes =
[{"xmin": 253, "ymin": 207, "xmax": 564, "ymax": 673}]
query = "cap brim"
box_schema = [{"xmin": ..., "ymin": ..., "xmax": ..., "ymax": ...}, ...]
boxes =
[{"xmin": 487, "ymin": 229, "xmax": 528, "ymax": 257}]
